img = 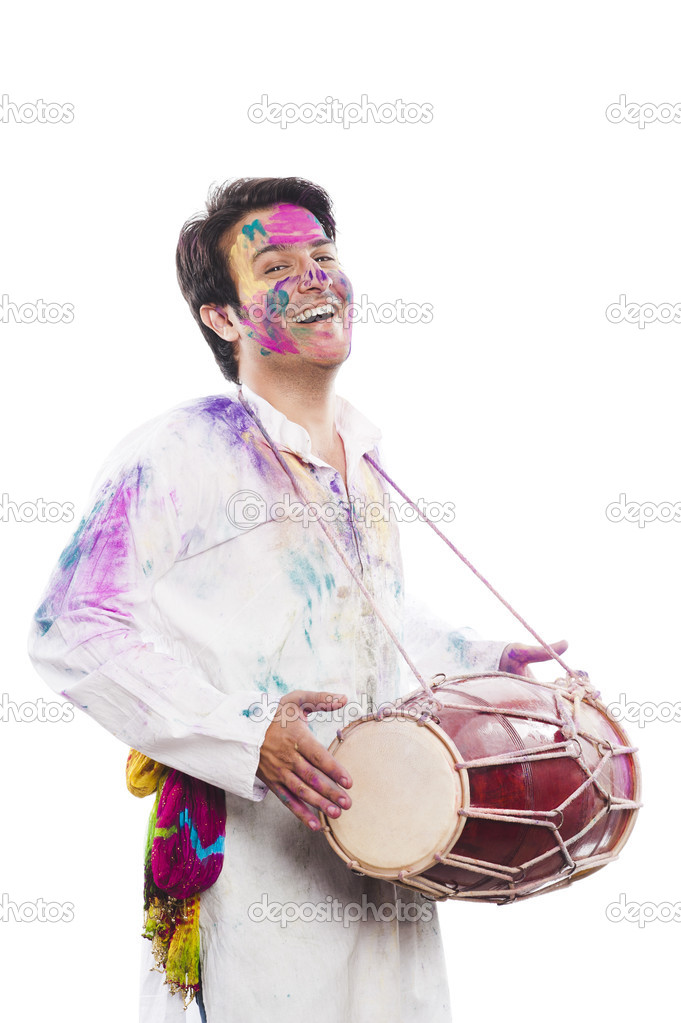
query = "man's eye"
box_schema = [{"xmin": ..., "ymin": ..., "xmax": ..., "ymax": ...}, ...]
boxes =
[
  {"xmin": 265, "ymin": 264, "xmax": 288, "ymax": 274},
  {"xmin": 315, "ymin": 255, "xmax": 336, "ymax": 262}
]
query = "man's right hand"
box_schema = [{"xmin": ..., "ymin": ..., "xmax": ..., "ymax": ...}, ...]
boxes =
[{"xmin": 256, "ymin": 690, "xmax": 353, "ymax": 831}]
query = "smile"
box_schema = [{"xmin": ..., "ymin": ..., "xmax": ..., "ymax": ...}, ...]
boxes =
[{"xmin": 292, "ymin": 302, "xmax": 340, "ymax": 324}]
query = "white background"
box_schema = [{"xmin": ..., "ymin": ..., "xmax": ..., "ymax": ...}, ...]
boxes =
[{"xmin": 1, "ymin": 2, "xmax": 678, "ymax": 1019}]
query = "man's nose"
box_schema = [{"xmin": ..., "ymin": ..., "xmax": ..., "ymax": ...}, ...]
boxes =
[{"xmin": 298, "ymin": 257, "xmax": 331, "ymax": 290}]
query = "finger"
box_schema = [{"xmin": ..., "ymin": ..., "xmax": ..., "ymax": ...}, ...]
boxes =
[
  {"xmin": 267, "ymin": 780, "xmax": 322, "ymax": 831},
  {"xmin": 280, "ymin": 690, "xmax": 348, "ymax": 715},
  {"xmin": 294, "ymin": 756, "xmax": 352, "ymax": 809},
  {"xmin": 510, "ymin": 639, "xmax": 569, "ymax": 664},
  {"xmin": 279, "ymin": 767, "xmax": 348, "ymax": 818},
  {"xmin": 295, "ymin": 730, "xmax": 353, "ymax": 789}
]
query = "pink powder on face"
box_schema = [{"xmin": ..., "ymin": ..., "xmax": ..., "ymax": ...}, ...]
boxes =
[{"xmin": 259, "ymin": 203, "xmax": 328, "ymax": 246}]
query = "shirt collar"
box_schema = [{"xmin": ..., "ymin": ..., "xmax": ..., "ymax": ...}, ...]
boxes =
[{"xmin": 233, "ymin": 381, "xmax": 382, "ymax": 474}]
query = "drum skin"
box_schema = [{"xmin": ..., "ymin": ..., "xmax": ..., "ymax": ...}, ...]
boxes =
[{"xmin": 322, "ymin": 674, "xmax": 641, "ymax": 901}]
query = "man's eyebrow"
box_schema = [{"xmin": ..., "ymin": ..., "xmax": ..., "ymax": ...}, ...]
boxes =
[{"xmin": 251, "ymin": 238, "xmax": 336, "ymax": 262}]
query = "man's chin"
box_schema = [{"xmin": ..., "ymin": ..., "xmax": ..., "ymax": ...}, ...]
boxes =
[{"xmin": 304, "ymin": 340, "xmax": 352, "ymax": 365}]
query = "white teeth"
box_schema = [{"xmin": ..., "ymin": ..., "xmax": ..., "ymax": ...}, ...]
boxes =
[{"xmin": 293, "ymin": 302, "xmax": 338, "ymax": 323}]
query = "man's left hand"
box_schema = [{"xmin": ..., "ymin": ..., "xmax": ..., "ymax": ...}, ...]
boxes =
[{"xmin": 498, "ymin": 639, "xmax": 568, "ymax": 678}]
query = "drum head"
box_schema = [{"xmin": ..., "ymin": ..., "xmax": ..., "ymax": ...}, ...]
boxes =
[{"xmin": 324, "ymin": 715, "xmax": 467, "ymax": 879}]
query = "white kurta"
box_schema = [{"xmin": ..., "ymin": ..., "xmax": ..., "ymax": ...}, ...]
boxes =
[{"xmin": 28, "ymin": 381, "xmax": 506, "ymax": 1022}]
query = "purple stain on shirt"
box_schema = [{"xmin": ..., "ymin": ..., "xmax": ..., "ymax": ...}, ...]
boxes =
[
  {"xmin": 190, "ymin": 395, "xmax": 279, "ymax": 479},
  {"xmin": 34, "ymin": 464, "xmax": 152, "ymax": 633}
]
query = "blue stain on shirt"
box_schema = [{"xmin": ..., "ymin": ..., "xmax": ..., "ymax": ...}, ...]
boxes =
[
  {"xmin": 446, "ymin": 632, "xmax": 466, "ymax": 658},
  {"xmin": 287, "ymin": 552, "xmax": 325, "ymax": 649}
]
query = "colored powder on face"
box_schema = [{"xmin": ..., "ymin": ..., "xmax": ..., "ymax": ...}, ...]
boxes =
[
  {"xmin": 241, "ymin": 218, "xmax": 266, "ymax": 242},
  {"xmin": 259, "ymin": 203, "xmax": 325, "ymax": 246},
  {"xmin": 266, "ymin": 288, "xmax": 289, "ymax": 317},
  {"xmin": 227, "ymin": 203, "xmax": 352, "ymax": 358}
]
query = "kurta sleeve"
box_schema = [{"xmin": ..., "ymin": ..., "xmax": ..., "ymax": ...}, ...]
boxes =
[
  {"xmin": 400, "ymin": 593, "xmax": 507, "ymax": 684},
  {"xmin": 27, "ymin": 417, "xmax": 273, "ymax": 801}
]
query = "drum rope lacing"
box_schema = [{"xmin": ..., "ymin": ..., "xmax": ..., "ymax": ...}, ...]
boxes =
[{"xmin": 238, "ymin": 391, "xmax": 579, "ymax": 704}]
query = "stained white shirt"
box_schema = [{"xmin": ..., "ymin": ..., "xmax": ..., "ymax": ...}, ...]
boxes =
[{"xmin": 28, "ymin": 381, "xmax": 506, "ymax": 1022}]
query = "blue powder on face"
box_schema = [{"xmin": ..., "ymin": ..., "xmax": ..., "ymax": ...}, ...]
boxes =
[{"xmin": 241, "ymin": 219, "xmax": 266, "ymax": 242}]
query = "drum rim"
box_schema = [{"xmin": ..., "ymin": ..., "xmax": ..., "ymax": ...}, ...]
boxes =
[{"xmin": 321, "ymin": 711, "xmax": 471, "ymax": 880}]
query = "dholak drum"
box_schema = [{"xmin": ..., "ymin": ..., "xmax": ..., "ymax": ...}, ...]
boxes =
[{"xmin": 321, "ymin": 672, "xmax": 641, "ymax": 902}]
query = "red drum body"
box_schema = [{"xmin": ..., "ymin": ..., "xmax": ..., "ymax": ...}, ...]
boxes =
[{"xmin": 321, "ymin": 673, "xmax": 641, "ymax": 902}]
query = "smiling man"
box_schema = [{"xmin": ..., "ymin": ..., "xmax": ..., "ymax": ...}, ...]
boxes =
[{"xmin": 28, "ymin": 177, "xmax": 565, "ymax": 1022}]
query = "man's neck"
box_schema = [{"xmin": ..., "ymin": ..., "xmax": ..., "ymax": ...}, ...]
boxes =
[{"xmin": 240, "ymin": 366, "xmax": 348, "ymax": 484}]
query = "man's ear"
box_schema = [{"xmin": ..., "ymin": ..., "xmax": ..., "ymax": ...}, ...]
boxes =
[{"xmin": 200, "ymin": 304, "xmax": 241, "ymax": 343}]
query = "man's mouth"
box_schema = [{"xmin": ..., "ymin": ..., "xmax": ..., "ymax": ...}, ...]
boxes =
[{"xmin": 291, "ymin": 302, "xmax": 340, "ymax": 325}]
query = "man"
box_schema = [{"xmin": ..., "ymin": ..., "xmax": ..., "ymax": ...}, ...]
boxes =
[{"xmin": 28, "ymin": 177, "xmax": 566, "ymax": 1022}]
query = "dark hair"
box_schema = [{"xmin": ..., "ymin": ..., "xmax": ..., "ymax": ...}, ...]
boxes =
[{"xmin": 176, "ymin": 177, "xmax": 337, "ymax": 382}]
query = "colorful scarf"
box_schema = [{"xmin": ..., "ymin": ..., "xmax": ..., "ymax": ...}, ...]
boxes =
[{"xmin": 126, "ymin": 750, "xmax": 226, "ymax": 1007}]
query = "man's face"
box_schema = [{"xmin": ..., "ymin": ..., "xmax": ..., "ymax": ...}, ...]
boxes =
[{"xmin": 223, "ymin": 203, "xmax": 353, "ymax": 363}]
